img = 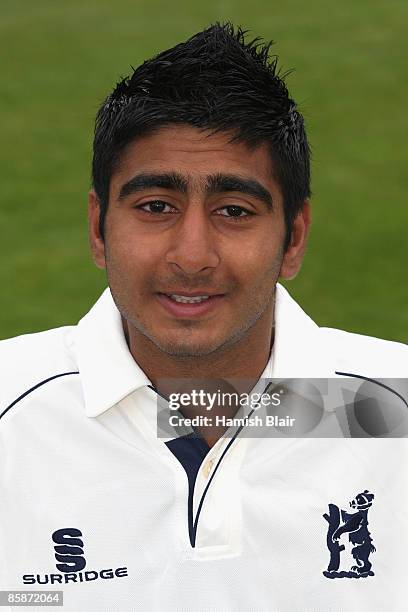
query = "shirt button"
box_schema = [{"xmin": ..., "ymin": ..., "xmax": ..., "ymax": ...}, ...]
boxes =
[{"xmin": 202, "ymin": 458, "xmax": 215, "ymax": 478}]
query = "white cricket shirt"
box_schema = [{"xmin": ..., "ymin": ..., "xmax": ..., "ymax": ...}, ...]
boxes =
[{"xmin": 0, "ymin": 284, "xmax": 407, "ymax": 611}]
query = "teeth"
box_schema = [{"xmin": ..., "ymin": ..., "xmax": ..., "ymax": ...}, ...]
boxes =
[{"xmin": 169, "ymin": 294, "xmax": 210, "ymax": 303}]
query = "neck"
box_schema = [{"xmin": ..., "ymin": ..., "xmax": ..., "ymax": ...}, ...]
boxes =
[{"xmin": 123, "ymin": 306, "xmax": 275, "ymax": 389}]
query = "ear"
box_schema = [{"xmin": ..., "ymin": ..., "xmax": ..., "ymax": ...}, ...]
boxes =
[
  {"xmin": 88, "ymin": 189, "xmax": 106, "ymax": 269},
  {"xmin": 279, "ymin": 200, "xmax": 311, "ymax": 280}
]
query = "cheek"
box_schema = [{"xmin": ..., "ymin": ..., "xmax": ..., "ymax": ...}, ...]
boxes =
[
  {"xmin": 106, "ymin": 218, "xmax": 164, "ymax": 273},
  {"xmin": 230, "ymin": 233, "xmax": 283, "ymax": 285}
]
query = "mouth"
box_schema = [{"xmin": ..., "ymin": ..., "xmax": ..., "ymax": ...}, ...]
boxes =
[{"xmin": 156, "ymin": 292, "xmax": 226, "ymax": 318}]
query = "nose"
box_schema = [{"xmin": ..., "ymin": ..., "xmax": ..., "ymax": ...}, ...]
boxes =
[{"xmin": 165, "ymin": 203, "xmax": 220, "ymax": 274}]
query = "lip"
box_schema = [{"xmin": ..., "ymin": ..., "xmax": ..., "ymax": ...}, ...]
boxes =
[
  {"xmin": 159, "ymin": 290, "xmax": 222, "ymax": 297},
  {"xmin": 156, "ymin": 293, "xmax": 226, "ymax": 318}
]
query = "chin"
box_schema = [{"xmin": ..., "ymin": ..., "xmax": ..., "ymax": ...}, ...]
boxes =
[
  {"xmin": 147, "ymin": 329, "xmax": 225, "ymax": 357},
  {"xmin": 151, "ymin": 326, "xmax": 245, "ymax": 358},
  {"xmin": 155, "ymin": 339, "xmax": 220, "ymax": 358}
]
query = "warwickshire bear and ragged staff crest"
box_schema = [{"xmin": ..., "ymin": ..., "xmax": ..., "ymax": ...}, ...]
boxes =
[{"xmin": 323, "ymin": 490, "xmax": 375, "ymax": 578}]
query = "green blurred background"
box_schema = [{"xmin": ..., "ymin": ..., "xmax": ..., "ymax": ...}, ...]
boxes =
[{"xmin": 1, "ymin": 0, "xmax": 407, "ymax": 341}]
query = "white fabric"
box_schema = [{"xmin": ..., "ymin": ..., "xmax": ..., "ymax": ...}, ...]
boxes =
[{"xmin": 0, "ymin": 284, "xmax": 407, "ymax": 611}]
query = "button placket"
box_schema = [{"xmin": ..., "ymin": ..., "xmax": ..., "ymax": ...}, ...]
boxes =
[{"xmin": 191, "ymin": 437, "xmax": 247, "ymax": 556}]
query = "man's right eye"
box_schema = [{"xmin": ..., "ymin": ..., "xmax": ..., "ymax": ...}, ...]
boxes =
[{"xmin": 136, "ymin": 200, "xmax": 177, "ymax": 214}]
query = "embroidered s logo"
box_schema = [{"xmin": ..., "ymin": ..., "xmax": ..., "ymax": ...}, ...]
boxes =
[
  {"xmin": 323, "ymin": 490, "xmax": 375, "ymax": 578},
  {"xmin": 52, "ymin": 527, "xmax": 86, "ymax": 573}
]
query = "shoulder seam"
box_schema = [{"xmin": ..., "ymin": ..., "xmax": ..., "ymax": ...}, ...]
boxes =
[{"xmin": 0, "ymin": 371, "xmax": 80, "ymax": 421}]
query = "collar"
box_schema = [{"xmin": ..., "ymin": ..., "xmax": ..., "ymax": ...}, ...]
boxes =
[
  {"xmin": 74, "ymin": 284, "xmax": 335, "ymax": 418},
  {"xmin": 271, "ymin": 284, "xmax": 336, "ymax": 379},
  {"xmin": 75, "ymin": 288, "xmax": 152, "ymax": 417}
]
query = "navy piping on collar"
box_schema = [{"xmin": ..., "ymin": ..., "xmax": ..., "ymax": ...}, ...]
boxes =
[
  {"xmin": 335, "ymin": 371, "xmax": 408, "ymax": 410},
  {"xmin": 147, "ymin": 383, "xmax": 168, "ymax": 402},
  {"xmin": 0, "ymin": 371, "xmax": 80, "ymax": 420}
]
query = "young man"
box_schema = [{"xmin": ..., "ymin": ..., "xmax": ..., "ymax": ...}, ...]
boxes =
[{"xmin": 1, "ymin": 23, "xmax": 407, "ymax": 611}]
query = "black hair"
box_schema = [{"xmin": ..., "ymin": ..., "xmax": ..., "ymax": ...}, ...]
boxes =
[{"xmin": 92, "ymin": 22, "xmax": 311, "ymax": 248}]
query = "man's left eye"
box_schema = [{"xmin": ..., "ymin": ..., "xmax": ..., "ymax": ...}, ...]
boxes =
[{"xmin": 215, "ymin": 205, "xmax": 253, "ymax": 218}]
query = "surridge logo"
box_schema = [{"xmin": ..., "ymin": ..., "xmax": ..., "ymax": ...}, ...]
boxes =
[
  {"xmin": 53, "ymin": 527, "xmax": 86, "ymax": 573},
  {"xmin": 22, "ymin": 527, "xmax": 128, "ymax": 585}
]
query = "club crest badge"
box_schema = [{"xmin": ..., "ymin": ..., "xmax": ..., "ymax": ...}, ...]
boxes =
[{"xmin": 323, "ymin": 490, "xmax": 375, "ymax": 578}]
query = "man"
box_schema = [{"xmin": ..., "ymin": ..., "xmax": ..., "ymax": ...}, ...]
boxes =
[{"xmin": 1, "ymin": 23, "xmax": 407, "ymax": 611}]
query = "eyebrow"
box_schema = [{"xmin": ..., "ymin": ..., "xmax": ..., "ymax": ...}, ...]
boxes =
[
  {"xmin": 206, "ymin": 173, "xmax": 273, "ymax": 210},
  {"xmin": 118, "ymin": 172, "xmax": 188, "ymax": 199},
  {"xmin": 118, "ymin": 171, "xmax": 273, "ymax": 210}
]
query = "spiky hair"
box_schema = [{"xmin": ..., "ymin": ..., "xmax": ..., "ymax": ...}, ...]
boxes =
[{"xmin": 92, "ymin": 22, "xmax": 311, "ymax": 245}]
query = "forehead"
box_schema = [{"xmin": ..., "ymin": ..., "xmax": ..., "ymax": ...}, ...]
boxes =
[{"xmin": 111, "ymin": 124, "xmax": 280, "ymax": 194}]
